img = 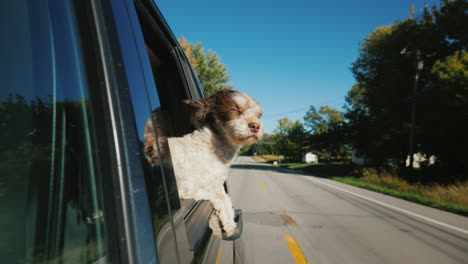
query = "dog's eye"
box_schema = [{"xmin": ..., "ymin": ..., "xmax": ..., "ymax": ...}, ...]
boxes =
[{"xmin": 230, "ymin": 108, "xmax": 241, "ymax": 113}]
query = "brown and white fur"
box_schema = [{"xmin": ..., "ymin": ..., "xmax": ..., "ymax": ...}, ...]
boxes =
[{"xmin": 144, "ymin": 90, "xmax": 263, "ymax": 238}]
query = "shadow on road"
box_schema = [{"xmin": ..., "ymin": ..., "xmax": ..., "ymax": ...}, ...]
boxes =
[
  {"xmin": 231, "ymin": 164, "xmax": 270, "ymax": 170},
  {"xmin": 231, "ymin": 162, "xmax": 355, "ymax": 179}
]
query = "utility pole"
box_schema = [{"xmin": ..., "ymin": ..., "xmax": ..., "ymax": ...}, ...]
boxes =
[
  {"xmin": 408, "ymin": 50, "xmax": 423, "ymax": 169},
  {"xmin": 401, "ymin": 48, "xmax": 428, "ymax": 169}
]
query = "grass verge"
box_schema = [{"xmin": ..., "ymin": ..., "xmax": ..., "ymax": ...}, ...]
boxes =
[
  {"xmin": 257, "ymin": 157, "xmax": 468, "ymax": 217},
  {"xmin": 333, "ymin": 177, "xmax": 468, "ymax": 216},
  {"xmin": 251, "ymin": 155, "xmax": 284, "ymax": 163}
]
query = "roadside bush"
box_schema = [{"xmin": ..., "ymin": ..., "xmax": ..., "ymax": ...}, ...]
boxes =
[{"xmin": 361, "ymin": 168, "xmax": 468, "ymax": 207}]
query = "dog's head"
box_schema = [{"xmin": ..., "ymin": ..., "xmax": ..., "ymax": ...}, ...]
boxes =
[{"xmin": 184, "ymin": 90, "xmax": 263, "ymax": 146}]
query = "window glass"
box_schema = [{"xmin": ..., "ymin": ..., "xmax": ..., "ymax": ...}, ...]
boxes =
[
  {"xmin": 130, "ymin": 0, "xmax": 217, "ymax": 262},
  {"xmin": 132, "ymin": 2, "xmax": 215, "ymax": 262},
  {"xmin": 120, "ymin": 35, "xmax": 184, "ymax": 264},
  {"xmin": 0, "ymin": 0, "xmax": 110, "ymax": 263},
  {"xmin": 113, "ymin": 1, "xmax": 190, "ymax": 262}
]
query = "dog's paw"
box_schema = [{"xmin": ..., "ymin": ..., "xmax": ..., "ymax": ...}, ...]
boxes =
[{"xmin": 223, "ymin": 223, "xmax": 237, "ymax": 238}]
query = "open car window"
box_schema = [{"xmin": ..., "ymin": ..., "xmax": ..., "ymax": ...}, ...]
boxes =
[{"xmin": 130, "ymin": 0, "xmax": 216, "ymax": 262}]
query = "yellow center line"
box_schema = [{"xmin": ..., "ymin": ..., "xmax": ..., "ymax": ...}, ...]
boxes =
[
  {"xmin": 216, "ymin": 246, "xmax": 222, "ymax": 264},
  {"xmin": 259, "ymin": 183, "xmax": 266, "ymax": 189},
  {"xmin": 284, "ymin": 234, "xmax": 308, "ymax": 264}
]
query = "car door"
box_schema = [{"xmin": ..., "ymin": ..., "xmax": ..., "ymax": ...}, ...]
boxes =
[
  {"xmin": 0, "ymin": 0, "xmax": 241, "ymax": 263},
  {"xmin": 119, "ymin": 0, "xmax": 243, "ymax": 263},
  {"xmin": 0, "ymin": 0, "xmax": 128, "ymax": 262},
  {"xmin": 120, "ymin": 0, "xmax": 224, "ymax": 262}
]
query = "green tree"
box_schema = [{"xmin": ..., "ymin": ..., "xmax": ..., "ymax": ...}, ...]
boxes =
[
  {"xmin": 240, "ymin": 133, "xmax": 276, "ymax": 156},
  {"xmin": 433, "ymin": 0, "xmax": 468, "ymax": 52},
  {"xmin": 418, "ymin": 50, "xmax": 468, "ymax": 173},
  {"xmin": 347, "ymin": 10, "xmax": 440, "ymax": 165},
  {"xmin": 346, "ymin": 0, "xmax": 468, "ymax": 174},
  {"xmin": 272, "ymin": 118, "xmax": 306, "ymax": 162},
  {"xmin": 178, "ymin": 37, "xmax": 233, "ymax": 96},
  {"xmin": 304, "ymin": 105, "xmax": 344, "ymax": 134},
  {"xmin": 303, "ymin": 105, "xmax": 348, "ymax": 159}
]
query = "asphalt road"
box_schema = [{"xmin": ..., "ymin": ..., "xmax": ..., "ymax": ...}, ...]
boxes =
[{"xmin": 228, "ymin": 157, "xmax": 468, "ymax": 264}]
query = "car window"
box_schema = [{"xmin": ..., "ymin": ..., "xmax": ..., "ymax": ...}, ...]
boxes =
[
  {"xmin": 111, "ymin": 0, "xmax": 195, "ymax": 263},
  {"xmin": 0, "ymin": 0, "xmax": 111, "ymax": 263},
  {"xmin": 131, "ymin": 0, "xmax": 216, "ymax": 262},
  {"xmin": 122, "ymin": 48, "xmax": 185, "ymax": 263}
]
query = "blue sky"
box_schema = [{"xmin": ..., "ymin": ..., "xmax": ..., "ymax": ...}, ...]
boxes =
[{"xmin": 155, "ymin": 0, "xmax": 440, "ymax": 133}]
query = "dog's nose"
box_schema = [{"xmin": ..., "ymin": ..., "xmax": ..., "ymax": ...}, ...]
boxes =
[{"xmin": 248, "ymin": 122, "xmax": 260, "ymax": 133}]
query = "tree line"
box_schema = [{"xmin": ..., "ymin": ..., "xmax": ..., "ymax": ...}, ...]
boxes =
[
  {"xmin": 347, "ymin": 0, "xmax": 467, "ymax": 178},
  {"xmin": 179, "ymin": 0, "xmax": 467, "ymax": 181},
  {"xmin": 240, "ymin": 105, "xmax": 348, "ymax": 162},
  {"xmin": 244, "ymin": 0, "xmax": 468, "ymax": 181}
]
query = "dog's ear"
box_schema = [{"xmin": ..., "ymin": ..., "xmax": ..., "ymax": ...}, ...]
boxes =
[
  {"xmin": 184, "ymin": 90, "xmax": 239, "ymax": 127},
  {"xmin": 183, "ymin": 98, "xmax": 213, "ymax": 127}
]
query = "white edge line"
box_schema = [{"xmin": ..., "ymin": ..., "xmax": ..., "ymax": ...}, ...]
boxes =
[{"xmin": 306, "ymin": 177, "xmax": 468, "ymax": 236}]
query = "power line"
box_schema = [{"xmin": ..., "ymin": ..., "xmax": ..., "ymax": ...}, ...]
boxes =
[
  {"xmin": 263, "ymin": 96, "xmax": 345, "ymax": 119},
  {"xmin": 263, "ymin": 106, "xmax": 310, "ymax": 118}
]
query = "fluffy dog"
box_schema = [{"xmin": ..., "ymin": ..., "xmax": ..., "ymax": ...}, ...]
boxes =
[{"xmin": 144, "ymin": 90, "xmax": 263, "ymax": 238}]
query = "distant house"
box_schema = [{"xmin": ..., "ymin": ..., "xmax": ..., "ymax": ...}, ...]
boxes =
[
  {"xmin": 405, "ymin": 153, "xmax": 436, "ymax": 168},
  {"xmin": 303, "ymin": 152, "xmax": 318, "ymax": 163}
]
